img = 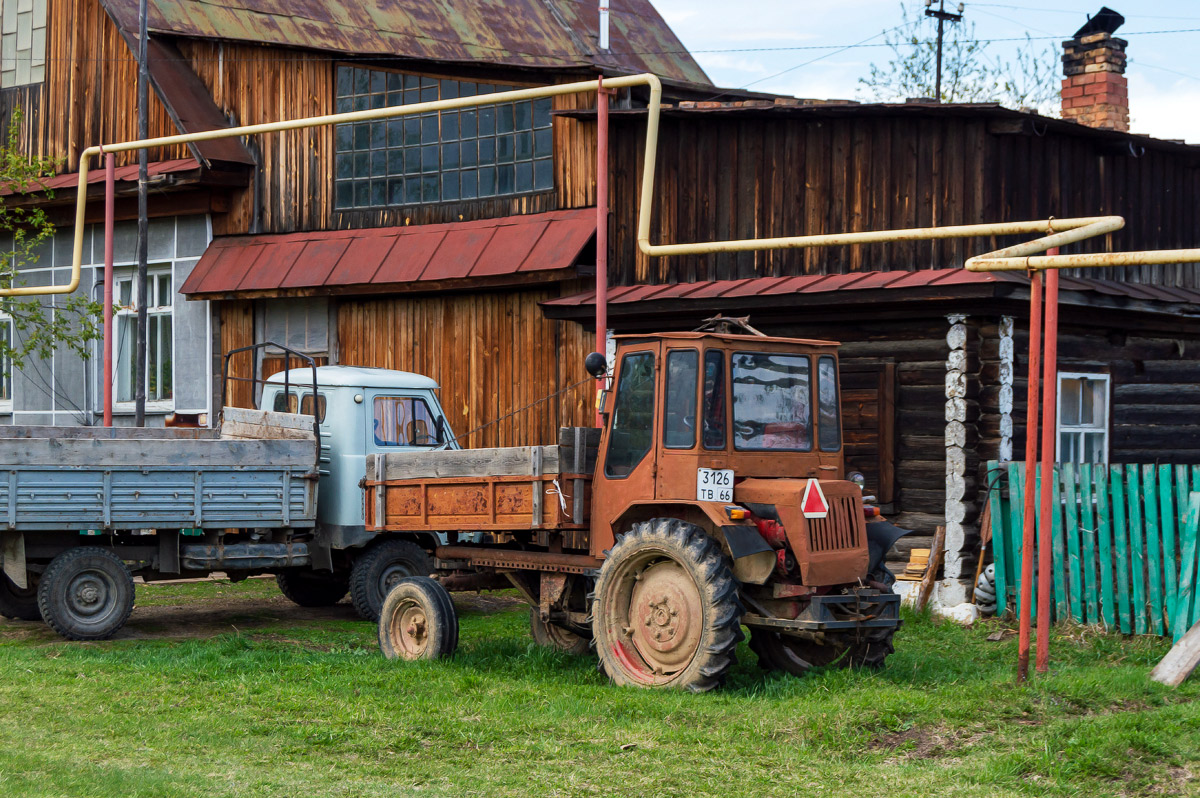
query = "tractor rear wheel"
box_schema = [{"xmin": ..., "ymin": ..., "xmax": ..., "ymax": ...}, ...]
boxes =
[
  {"xmin": 0, "ymin": 572, "xmax": 40, "ymax": 621},
  {"xmin": 350, "ymin": 539, "xmax": 435, "ymax": 622},
  {"xmin": 592, "ymin": 518, "xmax": 742, "ymax": 692},
  {"xmin": 276, "ymin": 570, "xmax": 350, "ymax": 607},
  {"xmin": 378, "ymin": 577, "xmax": 458, "ymax": 661},
  {"xmin": 530, "ymin": 608, "xmax": 591, "ymax": 656}
]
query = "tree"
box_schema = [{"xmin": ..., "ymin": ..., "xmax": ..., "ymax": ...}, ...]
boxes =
[
  {"xmin": 0, "ymin": 108, "xmax": 102, "ymax": 376},
  {"xmin": 858, "ymin": 4, "xmax": 1060, "ymax": 114}
]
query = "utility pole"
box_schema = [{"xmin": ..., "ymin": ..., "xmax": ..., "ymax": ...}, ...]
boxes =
[
  {"xmin": 925, "ymin": 0, "xmax": 964, "ymax": 102},
  {"xmin": 134, "ymin": 0, "xmax": 149, "ymax": 425}
]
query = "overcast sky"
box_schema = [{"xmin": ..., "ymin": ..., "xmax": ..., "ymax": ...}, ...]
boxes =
[{"xmin": 652, "ymin": 0, "xmax": 1200, "ymax": 143}]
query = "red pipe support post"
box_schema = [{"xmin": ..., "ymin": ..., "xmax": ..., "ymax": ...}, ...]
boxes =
[
  {"xmin": 1017, "ymin": 270, "xmax": 1043, "ymax": 681},
  {"xmin": 594, "ymin": 75, "xmax": 610, "ymax": 425},
  {"xmin": 102, "ymin": 152, "xmax": 115, "ymax": 427},
  {"xmin": 1036, "ymin": 251, "xmax": 1060, "ymax": 673}
]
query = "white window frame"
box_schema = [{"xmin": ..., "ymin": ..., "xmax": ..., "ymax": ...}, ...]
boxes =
[
  {"xmin": 1056, "ymin": 372, "xmax": 1110, "ymax": 465},
  {"xmin": 0, "ymin": 310, "xmax": 11, "ymax": 413},
  {"xmin": 112, "ymin": 267, "xmax": 174, "ymax": 412}
]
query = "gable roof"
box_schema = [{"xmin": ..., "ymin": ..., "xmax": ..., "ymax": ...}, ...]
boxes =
[{"xmin": 99, "ymin": 0, "xmax": 709, "ymax": 86}]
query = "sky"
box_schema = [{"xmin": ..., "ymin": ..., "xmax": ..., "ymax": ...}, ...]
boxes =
[{"xmin": 652, "ymin": 0, "xmax": 1200, "ymax": 143}]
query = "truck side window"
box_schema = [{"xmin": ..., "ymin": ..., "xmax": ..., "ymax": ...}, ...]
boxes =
[
  {"xmin": 817, "ymin": 356, "xmax": 840, "ymax": 452},
  {"xmin": 272, "ymin": 391, "xmax": 299, "ymax": 414},
  {"xmin": 702, "ymin": 350, "xmax": 726, "ymax": 449},
  {"xmin": 732, "ymin": 352, "xmax": 811, "ymax": 451},
  {"xmin": 605, "ymin": 351, "xmax": 655, "ymax": 478},
  {"xmin": 374, "ymin": 396, "xmax": 439, "ymax": 446},
  {"xmin": 663, "ymin": 349, "xmax": 698, "ymax": 449},
  {"xmin": 273, "ymin": 392, "xmax": 326, "ymax": 422}
]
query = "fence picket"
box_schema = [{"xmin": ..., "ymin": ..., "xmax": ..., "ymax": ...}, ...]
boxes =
[
  {"xmin": 1111, "ymin": 465, "xmax": 1132, "ymax": 634},
  {"xmin": 1173, "ymin": 493, "xmax": 1199, "ymax": 642},
  {"xmin": 1050, "ymin": 466, "xmax": 1069, "ymax": 620},
  {"xmin": 1126, "ymin": 465, "xmax": 1148, "ymax": 635},
  {"xmin": 1159, "ymin": 464, "xmax": 1178, "ymax": 628},
  {"xmin": 1096, "ymin": 466, "xmax": 1116, "ymax": 630},
  {"xmin": 1080, "ymin": 463, "xmax": 1099, "ymax": 624},
  {"xmin": 1142, "ymin": 465, "xmax": 1165, "ymax": 636},
  {"xmin": 1007, "ymin": 461, "xmax": 1029, "ymax": 618},
  {"xmin": 987, "ymin": 461, "xmax": 1009, "ymax": 614},
  {"xmin": 1063, "ymin": 463, "xmax": 1084, "ymax": 623}
]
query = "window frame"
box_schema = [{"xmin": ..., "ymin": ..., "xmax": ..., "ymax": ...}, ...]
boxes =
[
  {"xmin": 662, "ymin": 348, "xmax": 699, "ymax": 450},
  {"xmin": 816, "ymin": 354, "xmax": 841, "ymax": 452},
  {"xmin": 113, "ymin": 267, "xmax": 174, "ymax": 410},
  {"xmin": 371, "ymin": 394, "xmax": 441, "ymax": 448},
  {"xmin": 730, "ymin": 351, "xmax": 814, "ymax": 453},
  {"xmin": 1056, "ymin": 371, "xmax": 1111, "ymax": 465},
  {"xmin": 0, "ymin": 309, "xmax": 11, "ymax": 413},
  {"xmin": 603, "ymin": 350, "xmax": 657, "ymax": 479}
]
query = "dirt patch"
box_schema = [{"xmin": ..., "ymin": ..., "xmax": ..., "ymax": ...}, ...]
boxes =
[{"xmin": 870, "ymin": 726, "xmax": 987, "ymax": 760}]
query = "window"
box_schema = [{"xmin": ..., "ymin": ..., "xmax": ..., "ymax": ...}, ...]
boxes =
[
  {"xmin": 817, "ymin": 355, "xmax": 841, "ymax": 452},
  {"xmin": 604, "ymin": 351, "xmax": 655, "ymax": 477},
  {"xmin": 115, "ymin": 270, "xmax": 173, "ymax": 404},
  {"xmin": 373, "ymin": 396, "xmax": 440, "ymax": 446},
  {"xmin": 664, "ymin": 349, "xmax": 698, "ymax": 449},
  {"xmin": 0, "ymin": 0, "xmax": 47, "ymax": 88},
  {"xmin": 702, "ymin": 350, "xmax": 726, "ymax": 449},
  {"xmin": 0, "ymin": 311, "xmax": 11, "ymax": 407},
  {"xmin": 333, "ymin": 66, "xmax": 554, "ymax": 209},
  {"xmin": 273, "ymin": 391, "xmax": 327, "ymax": 423},
  {"xmin": 1058, "ymin": 373, "xmax": 1110, "ymax": 464},
  {"xmin": 732, "ymin": 352, "xmax": 812, "ymax": 452}
]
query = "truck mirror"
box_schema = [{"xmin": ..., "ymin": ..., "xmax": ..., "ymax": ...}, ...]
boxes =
[
  {"xmin": 435, "ymin": 415, "xmax": 446, "ymax": 445},
  {"xmin": 584, "ymin": 351, "xmax": 607, "ymax": 378}
]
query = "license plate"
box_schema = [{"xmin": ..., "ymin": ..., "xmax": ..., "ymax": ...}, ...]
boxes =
[{"xmin": 697, "ymin": 468, "xmax": 734, "ymax": 502}]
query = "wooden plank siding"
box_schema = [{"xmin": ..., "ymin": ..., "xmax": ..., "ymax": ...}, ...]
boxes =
[{"xmin": 604, "ymin": 112, "xmax": 1200, "ymax": 289}]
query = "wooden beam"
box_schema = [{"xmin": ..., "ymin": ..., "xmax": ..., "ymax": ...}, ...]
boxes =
[{"xmin": 1151, "ymin": 621, "xmax": 1200, "ymax": 687}]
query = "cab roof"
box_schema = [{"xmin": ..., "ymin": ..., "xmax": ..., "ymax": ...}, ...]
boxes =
[
  {"xmin": 266, "ymin": 365, "xmax": 440, "ymax": 391},
  {"xmin": 614, "ymin": 331, "xmax": 841, "ymax": 348}
]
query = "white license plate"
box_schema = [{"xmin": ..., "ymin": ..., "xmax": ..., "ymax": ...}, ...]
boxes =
[{"xmin": 697, "ymin": 468, "xmax": 734, "ymax": 502}]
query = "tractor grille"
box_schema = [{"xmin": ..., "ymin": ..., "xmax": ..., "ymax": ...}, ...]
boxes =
[{"xmin": 806, "ymin": 496, "xmax": 862, "ymax": 552}]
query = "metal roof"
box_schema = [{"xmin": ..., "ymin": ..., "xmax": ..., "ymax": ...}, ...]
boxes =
[
  {"xmin": 0, "ymin": 158, "xmax": 200, "ymax": 197},
  {"xmin": 266, "ymin": 365, "xmax": 439, "ymax": 390},
  {"xmin": 99, "ymin": 0, "xmax": 709, "ymax": 86},
  {"xmin": 181, "ymin": 208, "xmax": 595, "ymax": 298},
  {"xmin": 542, "ymin": 268, "xmax": 1200, "ymax": 318}
]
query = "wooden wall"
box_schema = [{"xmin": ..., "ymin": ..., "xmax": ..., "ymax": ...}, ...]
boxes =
[
  {"xmin": 219, "ymin": 300, "xmax": 255, "ymax": 409},
  {"xmin": 336, "ymin": 288, "xmax": 595, "ymax": 449},
  {"xmin": 606, "ymin": 112, "xmax": 1200, "ymax": 288}
]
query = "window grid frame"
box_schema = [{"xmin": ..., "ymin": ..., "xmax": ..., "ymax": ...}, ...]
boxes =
[
  {"xmin": 113, "ymin": 268, "xmax": 174, "ymax": 407},
  {"xmin": 1055, "ymin": 371, "xmax": 1111, "ymax": 465}
]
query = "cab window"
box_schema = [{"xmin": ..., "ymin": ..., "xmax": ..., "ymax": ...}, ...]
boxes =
[
  {"xmin": 732, "ymin": 352, "xmax": 812, "ymax": 451},
  {"xmin": 663, "ymin": 349, "xmax": 698, "ymax": 449},
  {"xmin": 374, "ymin": 396, "xmax": 439, "ymax": 446},
  {"xmin": 605, "ymin": 351, "xmax": 656, "ymax": 477},
  {"xmin": 702, "ymin": 350, "xmax": 726, "ymax": 449},
  {"xmin": 817, "ymin": 355, "xmax": 841, "ymax": 452},
  {"xmin": 273, "ymin": 391, "xmax": 327, "ymax": 423}
]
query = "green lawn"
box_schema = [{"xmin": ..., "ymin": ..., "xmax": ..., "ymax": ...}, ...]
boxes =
[{"xmin": 0, "ymin": 578, "xmax": 1197, "ymax": 797}]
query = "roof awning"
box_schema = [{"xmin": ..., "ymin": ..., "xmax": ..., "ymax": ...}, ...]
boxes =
[
  {"xmin": 181, "ymin": 209, "xmax": 595, "ymax": 299},
  {"xmin": 541, "ymin": 268, "xmax": 1200, "ymax": 325}
]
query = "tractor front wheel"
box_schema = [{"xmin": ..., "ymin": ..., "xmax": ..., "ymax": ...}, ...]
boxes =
[{"xmin": 592, "ymin": 518, "xmax": 742, "ymax": 692}]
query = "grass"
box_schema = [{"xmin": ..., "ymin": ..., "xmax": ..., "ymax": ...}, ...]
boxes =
[{"xmin": 0, "ymin": 578, "xmax": 1197, "ymax": 797}]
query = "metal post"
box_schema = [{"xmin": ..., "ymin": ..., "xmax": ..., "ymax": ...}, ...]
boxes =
[
  {"xmin": 103, "ymin": 152, "xmax": 115, "ymax": 427},
  {"xmin": 1036, "ymin": 252, "xmax": 1061, "ymax": 673},
  {"xmin": 595, "ymin": 75, "xmax": 609, "ymax": 425},
  {"xmin": 133, "ymin": 0, "xmax": 149, "ymax": 426},
  {"xmin": 1017, "ymin": 271, "xmax": 1042, "ymax": 682}
]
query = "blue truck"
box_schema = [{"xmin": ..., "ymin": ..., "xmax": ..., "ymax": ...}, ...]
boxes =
[{"xmin": 0, "ymin": 346, "xmax": 460, "ymax": 640}]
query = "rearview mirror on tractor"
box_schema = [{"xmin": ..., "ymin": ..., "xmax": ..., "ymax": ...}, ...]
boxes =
[{"xmin": 584, "ymin": 351, "xmax": 607, "ymax": 378}]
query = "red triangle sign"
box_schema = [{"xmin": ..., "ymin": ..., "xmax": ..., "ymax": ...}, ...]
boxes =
[{"xmin": 801, "ymin": 479, "xmax": 830, "ymax": 519}]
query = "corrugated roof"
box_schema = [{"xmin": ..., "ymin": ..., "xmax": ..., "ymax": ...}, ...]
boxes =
[
  {"xmin": 542, "ymin": 268, "xmax": 1200, "ymax": 315},
  {"xmin": 181, "ymin": 208, "xmax": 595, "ymax": 298},
  {"xmin": 99, "ymin": 0, "xmax": 709, "ymax": 86},
  {"xmin": 0, "ymin": 158, "xmax": 200, "ymax": 197}
]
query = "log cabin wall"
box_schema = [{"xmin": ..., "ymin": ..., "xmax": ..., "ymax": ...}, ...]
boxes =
[
  {"xmin": 0, "ymin": 0, "xmax": 185, "ymax": 166},
  {"xmin": 604, "ymin": 111, "xmax": 1200, "ymax": 289}
]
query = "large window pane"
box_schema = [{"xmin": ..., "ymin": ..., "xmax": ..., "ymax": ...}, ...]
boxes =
[
  {"xmin": 702, "ymin": 350, "xmax": 726, "ymax": 449},
  {"xmin": 373, "ymin": 396, "xmax": 439, "ymax": 446},
  {"xmin": 605, "ymin": 352, "xmax": 656, "ymax": 478},
  {"xmin": 732, "ymin": 353, "xmax": 811, "ymax": 451},
  {"xmin": 664, "ymin": 349, "xmax": 698, "ymax": 449},
  {"xmin": 817, "ymin": 355, "xmax": 840, "ymax": 452}
]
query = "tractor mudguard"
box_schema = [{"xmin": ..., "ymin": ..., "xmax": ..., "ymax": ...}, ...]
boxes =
[{"xmin": 865, "ymin": 519, "xmax": 912, "ymax": 576}]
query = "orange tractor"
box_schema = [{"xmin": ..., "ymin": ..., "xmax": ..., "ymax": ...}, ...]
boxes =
[{"xmin": 367, "ymin": 328, "xmax": 908, "ymax": 691}]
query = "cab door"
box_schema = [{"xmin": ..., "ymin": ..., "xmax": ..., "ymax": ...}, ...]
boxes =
[{"xmin": 654, "ymin": 346, "xmax": 732, "ymax": 502}]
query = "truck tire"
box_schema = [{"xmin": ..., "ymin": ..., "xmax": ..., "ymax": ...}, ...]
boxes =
[
  {"xmin": 276, "ymin": 571, "xmax": 350, "ymax": 607},
  {"xmin": 0, "ymin": 572, "xmax": 40, "ymax": 621},
  {"xmin": 37, "ymin": 547, "xmax": 135, "ymax": 641},
  {"xmin": 592, "ymin": 518, "xmax": 743, "ymax": 692},
  {"xmin": 378, "ymin": 576, "xmax": 458, "ymax": 660},
  {"xmin": 530, "ymin": 608, "xmax": 591, "ymax": 656},
  {"xmin": 350, "ymin": 539, "xmax": 435, "ymax": 622}
]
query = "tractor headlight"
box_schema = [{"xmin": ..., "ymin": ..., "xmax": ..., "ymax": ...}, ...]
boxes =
[{"xmin": 848, "ymin": 471, "xmax": 867, "ymax": 490}]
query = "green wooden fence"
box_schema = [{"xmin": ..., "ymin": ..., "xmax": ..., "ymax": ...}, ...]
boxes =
[{"xmin": 986, "ymin": 461, "xmax": 1200, "ymax": 640}]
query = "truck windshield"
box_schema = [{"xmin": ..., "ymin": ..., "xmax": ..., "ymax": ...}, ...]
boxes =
[
  {"xmin": 374, "ymin": 396, "xmax": 440, "ymax": 446},
  {"xmin": 731, "ymin": 352, "xmax": 812, "ymax": 451}
]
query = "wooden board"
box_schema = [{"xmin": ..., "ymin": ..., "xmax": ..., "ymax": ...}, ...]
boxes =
[
  {"xmin": 376, "ymin": 446, "xmax": 561, "ymax": 481},
  {"xmin": 1151, "ymin": 620, "xmax": 1200, "ymax": 687}
]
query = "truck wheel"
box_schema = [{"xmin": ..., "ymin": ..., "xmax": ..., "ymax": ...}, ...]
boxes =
[
  {"xmin": 37, "ymin": 547, "xmax": 135, "ymax": 641},
  {"xmin": 592, "ymin": 518, "xmax": 742, "ymax": 692},
  {"xmin": 350, "ymin": 539, "xmax": 435, "ymax": 622},
  {"xmin": 0, "ymin": 572, "xmax": 40, "ymax": 621},
  {"xmin": 378, "ymin": 576, "xmax": 458, "ymax": 660},
  {"xmin": 276, "ymin": 571, "xmax": 350, "ymax": 607},
  {"xmin": 530, "ymin": 609, "xmax": 591, "ymax": 656}
]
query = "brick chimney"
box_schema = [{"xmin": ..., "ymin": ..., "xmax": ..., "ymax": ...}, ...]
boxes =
[{"xmin": 1060, "ymin": 7, "xmax": 1128, "ymax": 132}]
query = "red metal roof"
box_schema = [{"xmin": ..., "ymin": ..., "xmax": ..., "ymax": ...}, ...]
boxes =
[
  {"xmin": 543, "ymin": 267, "xmax": 1200, "ymax": 311},
  {"xmin": 0, "ymin": 159, "xmax": 200, "ymax": 197},
  {"xmin": 181, "ymin": 209, "xmax": 595, "ymax": 298}
]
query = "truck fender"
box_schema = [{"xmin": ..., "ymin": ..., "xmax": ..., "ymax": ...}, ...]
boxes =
[
  {"xmin": 865, "ymin": 519, "xmax": 912, "ymax": 576},
  {"xmin": 1, "ymin": 530, "xmax": 25, "ymax": 589}
]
